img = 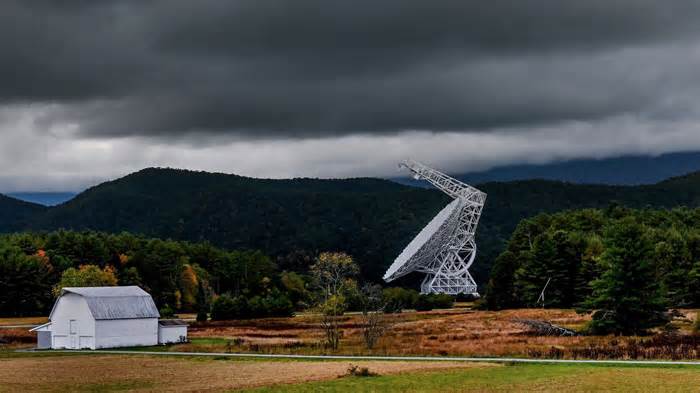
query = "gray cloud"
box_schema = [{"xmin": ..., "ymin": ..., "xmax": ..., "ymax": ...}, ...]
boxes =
[
  {"xmin": 3, "ymin": 0, "xmax": 700, "ymax": 138},
  {"xmin": 4, "ymin": 1, "xmax": 700, "ymax": 191}
]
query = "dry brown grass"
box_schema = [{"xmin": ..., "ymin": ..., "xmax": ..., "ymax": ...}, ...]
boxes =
[
  {"xmin": 184, "ymin": 308, "xmax": 700, "ymax": 359},
  {"xmin": 184, "ymin": 309, "xmax": 594, "ymax": 357},
  {"xmin": 0, "ymin": 317, "xmax": 47, "ymax": 326},
  {"xmin": 0, "ymin": 328, "xmax": 36, "ymax": 344},
  {"xmin": 4, "ymin": 308, "xmax": 698, "ymax": 359},
  {"xmin": 0, "ymin": 354, "xmax": 494, "ymax": 392}
]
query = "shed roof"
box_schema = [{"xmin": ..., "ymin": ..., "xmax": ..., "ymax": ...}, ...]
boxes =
[
  {"xmin": 53, "ymin": 286, "xmax": 160, "ymax": 320},
  {"xmin": 159, "ymin": 319, "xmax": 188, "ymax": 326},
  {"xmin": 29, "ymin": 322, "xmax": 52, "ymax": 332}
]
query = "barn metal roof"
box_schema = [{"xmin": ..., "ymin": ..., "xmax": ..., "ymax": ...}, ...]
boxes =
[{"xmin": 54, "ymin": 286, "xmax": 160, "ymax": 320}]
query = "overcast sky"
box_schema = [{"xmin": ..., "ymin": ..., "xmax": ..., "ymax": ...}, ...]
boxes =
[{"xmin": 3, "ymin": 1, "xmax": 700, "ymax": 191}]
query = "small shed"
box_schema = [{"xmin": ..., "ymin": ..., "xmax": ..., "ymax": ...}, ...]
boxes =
[
  {"xmin": 31, "ymin": 322, "xmax": 52, "ymax": 349},
  {"xmin": 31, "ymin": 286, "xmax": 170, "ymax": 349},
  {"xmin": 158, "ymin": 319, "xmax": 188, "ymax": 344}
]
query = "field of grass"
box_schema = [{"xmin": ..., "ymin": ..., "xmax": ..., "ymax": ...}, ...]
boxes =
[
  {"xmin": 247, "ymin": 363, "xmax": 700, "ymax": 393},
  {"xmin": 2, "ymin": 306, "xmax": 700, "ymax": 392},
  {"xmin": 0, "ymin": 352, "xmax": 491, "ymax": 392},
  {"xmin": 174, "ymin": 308, "xmax": 699, "ymax": 359},
  {"xmin": 0, "ymin": 316, "xmax": 46, "ymax": 326},
  {"xmin": 2, "ymin": 307, "xmax": 699, "ymax": 359},
  {"xmin": 2, "ymin": 351, "xmax": 700, "ymax": 392}
]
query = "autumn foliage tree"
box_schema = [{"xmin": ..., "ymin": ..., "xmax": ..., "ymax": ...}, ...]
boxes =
[
  {"xmin": 0, "ymin": 244, "xmax": 54, "ymax": 316},
  {"xmin": 53, "ymin": 264, "xmax": 118, "ymax": 296},
  {"xmin": 310, "ymin": 252, "xmax": 359, "ymax": 350},
  {"xmin": 179, "ymin": 264, "xmax": 199, "ymax": 311}
]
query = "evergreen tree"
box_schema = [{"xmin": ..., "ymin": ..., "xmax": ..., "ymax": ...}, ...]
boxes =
[
  {"xmin": 484, "ymin": 251, "xmax": 519, "ymax": 310},
  {"xmin": 195, "ymin": 282, "xmax": 209, "ymax": 322},
  {"xmin": 575, "ymin": 234, "xmax": 604, "ymax": 302},
  {"xmin": 582, "ymin": 218, "xmax": 668, "ymax": 335},
  {"xmin": 653, "ymin": 229, "xmax": 692, "ymax": 306}
]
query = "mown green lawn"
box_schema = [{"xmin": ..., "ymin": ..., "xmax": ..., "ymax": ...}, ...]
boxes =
[{"xmin": 245, "ymin": 362, "xmax": 700, "ymax": 393}]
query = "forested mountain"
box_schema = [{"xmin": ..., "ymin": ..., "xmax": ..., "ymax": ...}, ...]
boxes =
[
  {"xmin": 395, "ymin": 151, "xmax": 700, "ymax": 186},
  {"xmin": 460, "ymin": 151, "xmax": 700, "ymax": 185},
  {"xmin": 4, "ymin": 169, "xmax": 700, "ymax": 287},
  {"xmin": 0, "ymin": 194, "xmax": 45, "ymax": 232},
  {"xmin": 5, "ymin": 169, "xmax": 450, "ymax": 283}
]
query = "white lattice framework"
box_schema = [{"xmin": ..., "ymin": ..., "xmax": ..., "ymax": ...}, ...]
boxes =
[{"xmin": 383, "ymin": 160, "xmax": 487, "ymax": 296}]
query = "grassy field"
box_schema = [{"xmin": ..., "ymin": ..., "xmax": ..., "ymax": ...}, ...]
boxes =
[
  {"xmin": 1, "ymin": 351, "xmax": 699, "ymax": 392},
  {"xmin": 247, "ymin": 363, "xmax": 700, "ymax": 393},
  {"xmin": 0, "ymin": 352, "xmax": 492, "ymax": 392},
  {"xmin": 0, "ymin": 316, "xmax": 47, "ymax": 326},
  {"xmin": 3, "ymin": 308, "xmax": 699, "ymax": 359},
  {"xmin": 169, "ymin": 308, "xmax": 699, "ymax": 359},
  {"xmin": 2, "ymin": 307, "xmax": 699, "ymax": 391}
]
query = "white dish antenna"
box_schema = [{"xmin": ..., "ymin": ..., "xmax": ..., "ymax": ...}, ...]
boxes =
[{"xmin": 383, "ymin": 160, "xmax": 487, "ymax": 296}]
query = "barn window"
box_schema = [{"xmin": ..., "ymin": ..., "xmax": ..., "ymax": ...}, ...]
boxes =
[{"xmin": 70, "ymin": 320, "xmax": 77, "ymax": 334}]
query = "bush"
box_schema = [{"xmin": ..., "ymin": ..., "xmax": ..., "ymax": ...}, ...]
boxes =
[
  {"xmin": 196, "ymin": 307, "xmax": 208, "ymax": 322},
  {"xmin": 159, "ymin": 304, "xmax": 175, "ymax": 318},
  {"xmin": 211, "ymin": 294, "xmax": 249, "ymax": 320},
  {"xmin": 320, "ymin": 295, "xmax": 347, "ymax": 316},
  {"xmin": 211, "ymin": 291, "xmax": 294, "ymax": 320},
  {"xmin": 347, "ymin": 364, "xmax": 377, "ymax": 377},
  {"xmin": 247, "ymin": 296, "xmax": 265, "ymax": 318},
  {"xmin": 431, "ymin": 294, "xmax": 454, "ymax": 309},
  {"xmin": 382, "ymin": 287, "xmax": 419, "ymax": 313},
  {"xmin": 414, "ymin": 294, "xmax": 454, "ymax": 311},
  {"xmin": 262, "ymin": 290, "xmax": 295, "ymax": 317}
]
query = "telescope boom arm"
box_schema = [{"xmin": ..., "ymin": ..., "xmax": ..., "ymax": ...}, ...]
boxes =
[{"xmin": 400, "ymin": 159, "xmax": 485, "ymax": 202}]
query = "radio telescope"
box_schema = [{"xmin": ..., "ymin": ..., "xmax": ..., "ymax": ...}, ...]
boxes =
[{"xmin": 383, "ymin": 160, "xmax": 487, "ymax": 296}]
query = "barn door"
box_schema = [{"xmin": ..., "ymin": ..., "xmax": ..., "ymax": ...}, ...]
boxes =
[{"xmin": 69, "ymin": 320, "xmax": 78, "ymax": 349}]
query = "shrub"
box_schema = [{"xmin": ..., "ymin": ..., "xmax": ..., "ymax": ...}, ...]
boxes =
[
  {"xmin": 211, "ymin": 294, "xmax": 249, "ymax": 320},
  {"xmin": 211, "ymin": 291, "xmax": 294, "ymax": 320},
  {"xmin": 430, "ymin": 294, "xmax": 454, "ymax": 309},
  {"xmin": 320, "ymin": 294, "xmax": 347, "ymax": 316},
  {"xmin": 159, "ymin": 304, "xmax": 175, "ymax": 318},
  {"xmin": 247, "ymin": 296, "xmax": 265, "ymax": 318},
  {"xmin": 414, "ymin": 294, "xmax": 454, "ymax": 311},
  {"xmin": 196, "ymin": 307, "xmax": 208, "ymax": 322},
  {"xmin": 382, "ymin": 287, "xmax": 419, "ymax": 313},
  {"xmin": 262, "ymin": 290, "xmax": 295, "ymax": 317},
  {"xmin": 347, "ymin": 364, "xmax": 377, "ymax": 377}
]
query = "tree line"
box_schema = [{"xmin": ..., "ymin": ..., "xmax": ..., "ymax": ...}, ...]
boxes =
[
  {"xmin": 483, "ymin": 205, "xmax": 700, "ymax": 334},
  {"xmin": 0, "ymin": 230, "xmax": 295, "ymax": 317},
  {"xmin": 0, "ymin": 230, "xmax": 452, "ymax": 322}
]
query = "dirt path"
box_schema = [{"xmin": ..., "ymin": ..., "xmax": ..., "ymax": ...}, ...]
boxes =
[{"xmin": 0, "ymin": 355, "xmax": 493, "ymax": 392}]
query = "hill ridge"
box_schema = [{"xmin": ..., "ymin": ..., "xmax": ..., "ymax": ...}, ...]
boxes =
[{"xmin": 5, "ymin": 167, "xmax": 700, "ymax": 286}]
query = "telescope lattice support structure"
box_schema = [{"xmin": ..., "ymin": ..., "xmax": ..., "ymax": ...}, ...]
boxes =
[{"xmin": 386, "ymin": 160, "xmax": 487, "ymax": 296}]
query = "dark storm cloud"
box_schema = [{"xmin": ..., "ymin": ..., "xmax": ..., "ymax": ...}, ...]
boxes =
[{"xmin": 3, "ymin": 0, "xmax": 700, "ymax": 138}]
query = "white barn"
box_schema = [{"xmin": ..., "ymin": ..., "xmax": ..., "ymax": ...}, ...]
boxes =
[{"xmin": 31, "ymin": 286, "xmax": 187, "ymax": 349}]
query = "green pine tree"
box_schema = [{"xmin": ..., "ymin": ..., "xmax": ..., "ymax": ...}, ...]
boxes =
[
  {"xmin": 582, "ymin": 218, "xmax": 668, "ymax": 335},
  {"xmin": 484, "ymin": 251, "xmax": 519, "ymax": 310}
]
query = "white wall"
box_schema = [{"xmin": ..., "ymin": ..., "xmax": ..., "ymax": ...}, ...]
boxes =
[
  {"xmin": 95, "ymin": 318, "xmax": 158, "ymax": 348},
  {"xmin": 158, "ymin": 326, "xmax": 188, "ymax": 344},
  {"xmin": 50, "ymin": 293, "xmax": 95, "ymax": 349}
]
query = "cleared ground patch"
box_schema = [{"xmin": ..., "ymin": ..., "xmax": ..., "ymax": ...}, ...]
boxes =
[{"xmin": 0, "ymin": 354, "xmax": 492, "ymax": 392}]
